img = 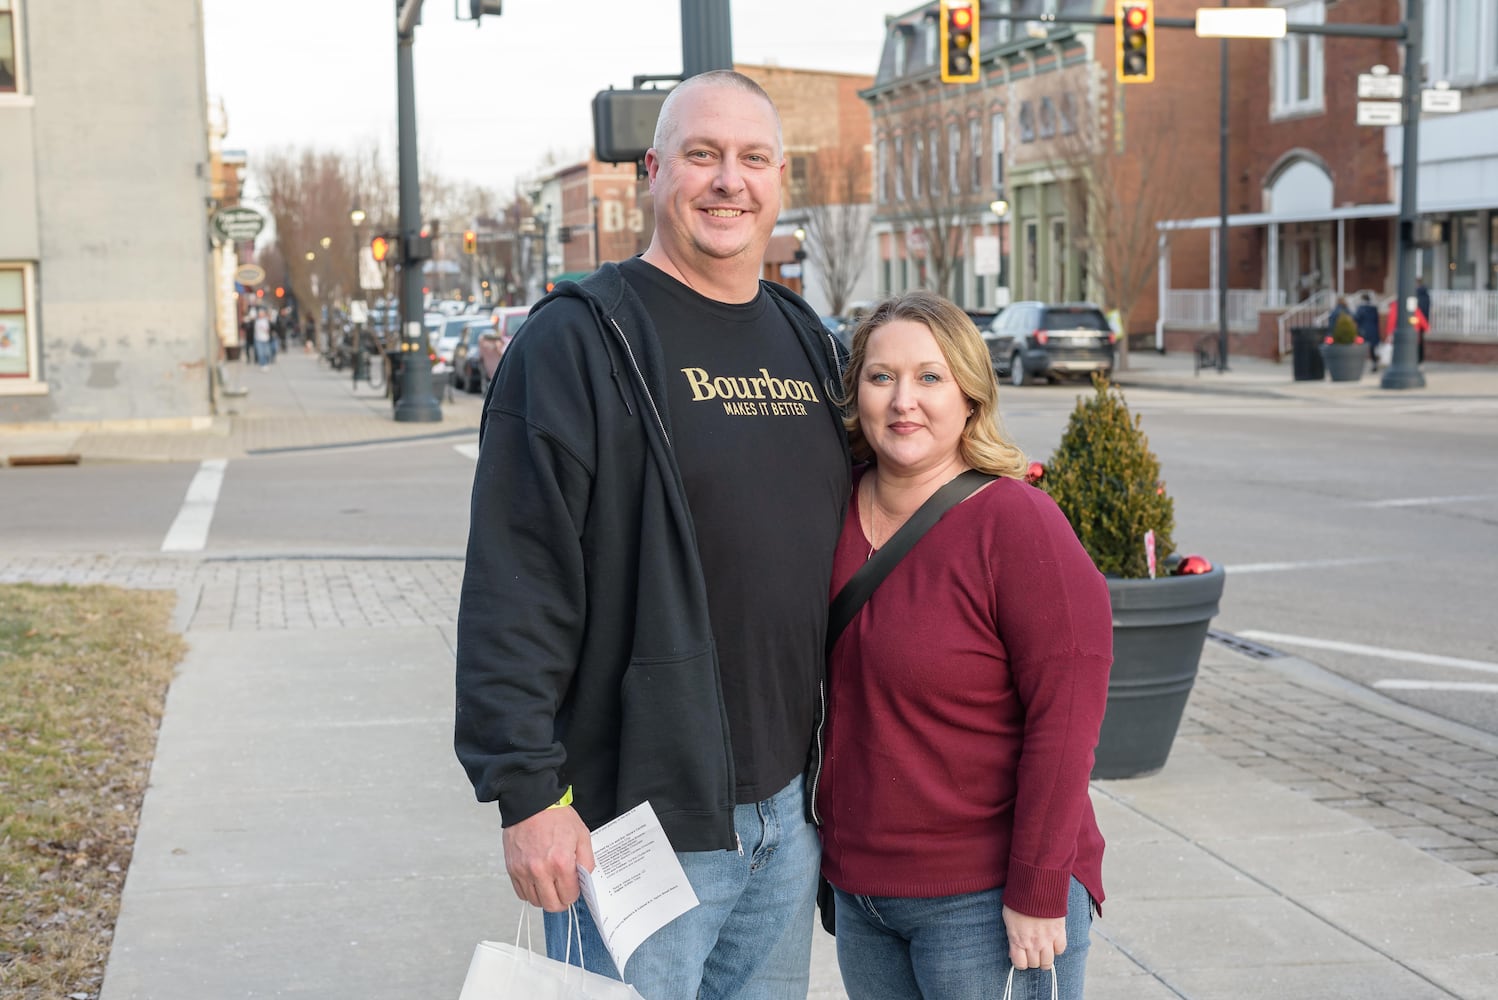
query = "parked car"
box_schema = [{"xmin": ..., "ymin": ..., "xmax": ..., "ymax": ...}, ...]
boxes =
[
  {"xmin": 982, "ymin": 302, "xmax": 1116, "ymax": 386},
  {"xmin": 449, "ymin": 317, "xmax": 498, "ymax": 394},
  {"xmin": 431, "ymin": 314, "xmax": 477, "ymax": 374},
  {"xmin": 964, "ymin": 309, "xmax": 999, "ymax": 332}
]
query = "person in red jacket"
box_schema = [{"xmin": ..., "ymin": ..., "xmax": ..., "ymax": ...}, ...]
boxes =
[
  {"xmin": 817, "ymin": 291, "xmax": 1112, "ymax": 1000},
  {"xmin": 1385, "ymin": 300, "xmax": 1430, "ymax": 364}
]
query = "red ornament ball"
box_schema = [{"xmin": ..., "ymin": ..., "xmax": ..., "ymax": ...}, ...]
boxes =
[
  {"xmin": 1174, "ymin": 554, "xmax": 1213, "ymax": 575},
  {"xmin": 1025, "ymin": 461, "xmax": 1045, "ymax": 484}
]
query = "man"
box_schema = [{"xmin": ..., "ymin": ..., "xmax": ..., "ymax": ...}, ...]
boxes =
[{"xmin": 455, "ymin": 70, "xmax": 850, "ymax": 1000}]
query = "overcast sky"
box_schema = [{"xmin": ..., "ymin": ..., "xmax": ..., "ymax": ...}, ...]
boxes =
[{"xmin": 202, "ymin": 0, "xmax": 916, "ymax": 195}]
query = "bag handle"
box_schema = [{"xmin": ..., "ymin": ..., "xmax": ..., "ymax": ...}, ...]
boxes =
[
  {"xmin": 1001, "ymin": 965, "xmax": 1059, "ymax": 1000},
  {"xmin": 826, "ymin": 468, "xmax": 996, "ymax": 657}
]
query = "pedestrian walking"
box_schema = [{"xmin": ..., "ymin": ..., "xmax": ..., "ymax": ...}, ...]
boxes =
[
  {"xmin": 1354, "ymin": 293, "xmax": 1381, "ymax": 370},
  {"xmin": 817, "ymin": 292, "xmax": 1111, "ymax": 1000},
  {"xmin": 1415, "ymin": 277, "xmax": 1431, "ymax": 363},
  {"xmin": 454, "ymin": 70, "xmax": 850, "ymax": 1000},
  {"xmin": 251, "ymin": 309, "xmax": 272, "ymax": 369}
]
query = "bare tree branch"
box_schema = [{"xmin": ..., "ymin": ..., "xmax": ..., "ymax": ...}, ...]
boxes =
[{"xmin": 800, "ymin": 147, "xmax": 872, "ymax": 315}]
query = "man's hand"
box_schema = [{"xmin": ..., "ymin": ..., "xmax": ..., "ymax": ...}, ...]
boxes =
[
  {"xmin": 502, "ymin": 807, "xmax": 595, "ymax": 912},
  {"xmin": 1002, "ymin": 905, "xmax": 1067, "ymax": 971}
]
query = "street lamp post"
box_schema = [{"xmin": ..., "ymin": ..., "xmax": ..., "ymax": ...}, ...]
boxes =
[
  {"xmin": 792, "ymin": 226, "xmax": 807, "ymax": 297},
  {"xmin": 350, "ymin": 205, "xmax": 369, "ymax": 383},
  {"xmin": 989, "ymin": 199, "xmax": 1009, "ymax": 306}
]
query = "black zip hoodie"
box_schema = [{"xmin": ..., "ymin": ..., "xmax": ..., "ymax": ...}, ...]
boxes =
[{"xmin": 455, "ymin": 262, "xmax": 850, "ymax": 852}]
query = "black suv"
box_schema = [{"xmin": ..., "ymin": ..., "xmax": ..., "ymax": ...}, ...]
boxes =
[{"xmin": 982, "ymin": 302, "xmax": 1115, "ymax": 386}]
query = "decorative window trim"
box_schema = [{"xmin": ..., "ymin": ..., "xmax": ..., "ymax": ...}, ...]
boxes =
[
  {"xmin": 1270, "ymin": 0, "xmax": 1326, "ymax": 119},
  {"xmin": 992, "ymin": 112, "xmax": 1006, "ymax": 191},
  {"xmin": 0, "ymin": 0, "xmax": 24, "ymax": 96},
  {"xmin": 0, "ymin": 261, "xmax": 44, "ymax": 393}
]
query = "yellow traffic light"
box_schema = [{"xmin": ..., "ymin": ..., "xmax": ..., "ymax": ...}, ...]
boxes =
[
  {"xmin": 371, "ymin": 235, "xmax": 391, "ymax": 263},
  {"xmin": 940, "ymin": 1, "xmax": 980, "ymax": 84},
  {"xmin": 1116, "ymin": 1, "xmax": 1155, "ymax": 84},
  {"xmin": 463, "ymin": 230, "xmax": 477, "ymax": 254}
]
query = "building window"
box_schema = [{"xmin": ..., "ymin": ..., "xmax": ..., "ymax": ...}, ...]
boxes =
[
  {"xmin": 1039, "ymin": 98, "xmax": 1057, "ymax": 138},
  {"xmin": 992, "ymin": 113, "xmax": 1006, "ymax": 191},
  {"xmin": 1050, "ymin": 218, "xmax": 1067, "ymax": 300},
  {"xmin": 1432, "ymin": 0, "xmax": 1498, "ymax": 84},
  {"xmin": 1018, "ymin": 102, "xmax": 1036, "ymax": 142},
  {"xmin": 895, "ymin": 135, "xmax": 905, "ymax": 201},
  {"xmin": 912, "ymin": 135, "xmax": 923, "ymax": 199},
  {"xmin": 928, "ymin": 127, "xmax": 940, "ymax": 196},
  {"xmin": 970, "ymin": 119, "xmax": 983, "ymax": 191},
  {"xmin": 1060, "ymin": 94, "xmax": 1077, "ymax": 135},
  {"xmin": 0, "ymin": 0, "xmax": 18, "ymax": 93},
  {"xmin": 1024, "ymin": 221, "xmax": 1039, "ymax": 296},
  {"xmin": 0, "ymin": 264, "xmax": 37, "ymax": 383},
  {"xmin": 948, "ymin": 123, "xmax": 961, "ymax": 193},
  {"xmin": 877, "ymin": 139, "xmax": 889, "ymax": 205},
  {"xmin": 1271, "ymin": 1, "xmax": 1325, "ymax": 117}
]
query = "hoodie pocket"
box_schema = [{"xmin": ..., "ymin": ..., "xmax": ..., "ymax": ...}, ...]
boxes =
[{"xmin": 616, "ymin": 646, "xmax": 732, "ymax": 820}]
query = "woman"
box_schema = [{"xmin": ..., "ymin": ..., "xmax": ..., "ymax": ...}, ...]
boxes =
[{"xmin": 817, "ymin": 291, "xmax": 1112, "ymax": 1000}]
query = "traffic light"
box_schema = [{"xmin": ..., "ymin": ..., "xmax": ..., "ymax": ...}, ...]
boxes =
[
  {"xmin": 371, "ymin": 234, "xmax": 392, "ymax": 263},
  {"xmin": 940, "ymin": 1, "xmax": 980, "ymax": 84},
  {"xmin": 274, "ymin": 286, "xmax": 284, "ymax": 299},
  {"xmin": 1117, "ymin": 1, "xmax": 1155, "ymax": 84},
  {"xmin": 463, "ymin": 230, "xmax": 477, "ymax": 254}
]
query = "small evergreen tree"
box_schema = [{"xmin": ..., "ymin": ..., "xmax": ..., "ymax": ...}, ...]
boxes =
[
  {"xmin": 1041, "ymin": 376, "xmax": 1175, "ymax": 578},
  {"xmin": 1330, "ymin": 312, "xmax": 1360, "ymax": 344}
]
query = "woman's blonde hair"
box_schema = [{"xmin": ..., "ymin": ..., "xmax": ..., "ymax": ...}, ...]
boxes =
[{"xmin": 841, "ymin": 291, "xmax": 1027, "ymax": 479}]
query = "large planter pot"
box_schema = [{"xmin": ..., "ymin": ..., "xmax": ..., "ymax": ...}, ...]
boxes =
[
  {"xmin": 1093, "ymin": 564, "xmax": 1226, "ymax": 780},
  {"xmin": 1321, "ymin": 342, "xmax": 1366, "ymax": 382}
]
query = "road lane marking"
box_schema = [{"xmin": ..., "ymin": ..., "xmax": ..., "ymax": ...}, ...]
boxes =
[
  {"xmin": 1375, "ymin": 680, "xmax": 1498, "ymax": 694},
  {"xmin": 454, "ymin": 443, "xmax": 479, "ymax": 460},
  {"xmin": 1361, "ymin": 493, "xmax": 1498, "ymax": 508},
  {"xmin": 161, "ymin": 459, "xmax": 227, "ymax": 552},
  {"xmin": 1238, "ymin": 630, "xmax": 1498, "ymax": 677},
  {"xmin": 1225, "ymin": 557, "xmax": 1391, "ymax": 574}
]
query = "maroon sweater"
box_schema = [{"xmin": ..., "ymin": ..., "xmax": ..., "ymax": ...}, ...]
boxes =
[{"xmin": 817, "ymin": 471, "xmax": 1112, "ymax": 918}]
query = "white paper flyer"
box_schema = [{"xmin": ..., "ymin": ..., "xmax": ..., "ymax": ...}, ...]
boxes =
[{"xmin": 577, "ymin": 800, "xmax": 699, "ymax": 975}]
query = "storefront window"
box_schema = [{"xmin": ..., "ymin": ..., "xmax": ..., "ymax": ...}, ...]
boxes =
[
  {"xmin": 0, "ymin": 267, "xmax": 32, "ymax": 378},
  {"xmin": 1450, "ymin": 213, "xmax": 1479, "ymax": 290},
  {"xmin": 0, "ymin": 0, "xmax": 17, "ymax": 93}
]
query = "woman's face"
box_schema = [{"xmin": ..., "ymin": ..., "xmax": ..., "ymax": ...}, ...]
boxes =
[{"xmin": 857, "ymin": 318, "xmax": 970, "ymax": 477}]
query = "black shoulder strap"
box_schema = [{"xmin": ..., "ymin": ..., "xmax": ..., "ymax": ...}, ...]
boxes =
[{"xmin": 826, "ymin": 469, "xmax": 997, "ymax": 657}]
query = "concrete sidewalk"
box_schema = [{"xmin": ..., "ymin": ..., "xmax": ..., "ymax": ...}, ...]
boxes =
[
  {"xmin": 0, "ymin": 350, "xmax": 485, "ymax": 464},
  {"xmin": 40, "ymin": 555, "xmax": 1484, "ymax": 1000}
]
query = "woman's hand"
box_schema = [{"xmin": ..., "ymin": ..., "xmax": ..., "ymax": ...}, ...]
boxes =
[{"xmin": 1002, "ymin": 905, "xmax": 1067, "ymax": 970}]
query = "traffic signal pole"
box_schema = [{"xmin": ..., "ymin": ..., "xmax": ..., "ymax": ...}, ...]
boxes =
[
  {"xmin": 681, "ymin": 0, "xmax": 732, "ymax": 76},
  {"xmin": 393, "ymin": 0, "xmax": 441, "ymax": 422}
]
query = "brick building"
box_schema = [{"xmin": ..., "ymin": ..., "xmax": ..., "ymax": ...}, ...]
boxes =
[{"xmin": 866, "ymin": 0, "xmax": 1496, "ymax": 364}]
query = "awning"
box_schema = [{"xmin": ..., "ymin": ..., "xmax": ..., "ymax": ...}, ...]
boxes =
[{"xmin": 1157, "ymin": 203, "xmax": 1398, "ymax": 232}]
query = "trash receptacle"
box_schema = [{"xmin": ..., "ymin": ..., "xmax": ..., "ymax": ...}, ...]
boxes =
[{"xmin": 1290, "ymin": 326, "xmax": 1325, "ymax": 381}]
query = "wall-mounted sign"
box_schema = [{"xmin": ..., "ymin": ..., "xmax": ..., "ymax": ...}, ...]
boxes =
[
  {"xmin": 235, "ymin": 264, "xmax": 266, "ymax": 287},
  {"xmin": 213, "ymin": 207, "xmax": 267, "ymax": 243}
]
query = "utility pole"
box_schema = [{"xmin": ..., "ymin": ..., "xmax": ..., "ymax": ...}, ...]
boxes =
[
  {"xmin": 393, "ymin": 0, "xmax": 441, "ymax": 422},
  {"xmin": 1381, "ymin": 0, "xmax": 1426, "ymax": 390},
  {"xmin": 681, "ymin": 0, "xmax": 732, "ymax": 76}
]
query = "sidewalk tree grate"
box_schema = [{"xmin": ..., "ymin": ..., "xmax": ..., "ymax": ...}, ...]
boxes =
[{"xmin": 1207, "ymin": 629, "xmax": 1287, "ymax": 660}]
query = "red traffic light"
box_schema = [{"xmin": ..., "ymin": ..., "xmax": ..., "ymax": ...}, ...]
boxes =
[
  {"xmin": 950, "ymin": 7, "xmax": 972, "ymax": 29},
  {"xmin": 1125, "ymin": 5, "xmax": 1147, "ymax": 28},
  {"xmin": 274, "ymin": 286, "xmax": 285, "ymax": 298},
  {"xmin": 371, "ymin": 235, "xmax": 390, "ymax": 262}
]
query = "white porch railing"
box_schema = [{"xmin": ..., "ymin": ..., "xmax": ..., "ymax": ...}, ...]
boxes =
[
  {"xmin": 1275, "ymin": 290, "xmax": 1336, "ymax": 356},
  {"xmin": 1163, "ymin": 289, "xmax": 1287, "ymax": 331},
  {"xmin": 1431, "ymin": 291, "xmax": 1498, "ymax": 342}
]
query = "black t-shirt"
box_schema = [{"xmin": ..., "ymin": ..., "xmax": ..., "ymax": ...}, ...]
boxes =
[{"xmin": 621, "ymin": 257, "xmax": 846, "ymax": 803}]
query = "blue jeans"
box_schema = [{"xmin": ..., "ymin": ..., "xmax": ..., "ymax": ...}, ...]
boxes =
[
  {"xmin": 253, "ymin": 340, "xmax": 271, "ymax": 366},
  {"xmin": 544, "ymin": 775, "xmax": 819, "ymax": 1000},
  {"xmin": 832, "ymin": 877, "xmax": 1094, "ymax": 1000}
]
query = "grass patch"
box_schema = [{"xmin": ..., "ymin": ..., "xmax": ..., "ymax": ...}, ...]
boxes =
[{"xmin": 0, "ymin": 584, "xmax": 184, "ymax": 999}]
